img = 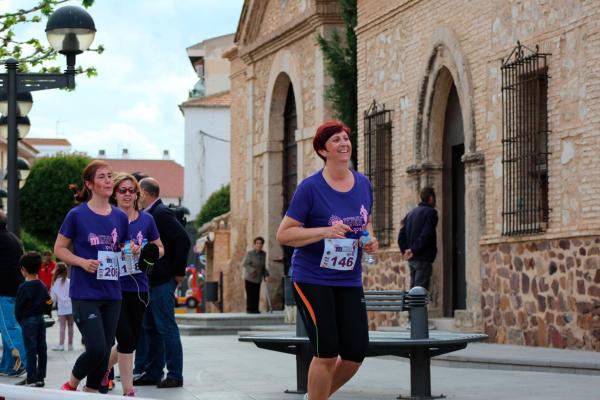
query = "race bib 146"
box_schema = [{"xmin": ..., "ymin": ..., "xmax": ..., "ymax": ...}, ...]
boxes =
[{"xmin": 320, "ymin": 238, "xmax": 359, "ymax": 271}]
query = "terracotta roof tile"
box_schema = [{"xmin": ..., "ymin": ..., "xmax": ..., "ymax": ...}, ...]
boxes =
[
  {"xmin": 23, "ymin": 138, "xmax": 72, "ymax": 146},
  {"xmin": 181, "ymin": 91, "xmax": 231, "ymax": 108},
  {"xmin": 105, "ymin": 159, "xmax": 183, "ymax": 199}
]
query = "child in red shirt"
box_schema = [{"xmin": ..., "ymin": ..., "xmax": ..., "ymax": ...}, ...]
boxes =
[{"xmin": 38, "ymin": 251, "xmax": 56, "ymax": 291}]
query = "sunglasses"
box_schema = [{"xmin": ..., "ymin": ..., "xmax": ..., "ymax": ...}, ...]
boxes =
[{"xmin": 117, "ymin": 187, "xmax": 137, "ymax": 194}]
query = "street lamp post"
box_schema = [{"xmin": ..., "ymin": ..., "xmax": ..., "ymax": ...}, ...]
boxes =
[{"xmin": 0, "ymin": 6, "xmax": 96, "ymax": 236}]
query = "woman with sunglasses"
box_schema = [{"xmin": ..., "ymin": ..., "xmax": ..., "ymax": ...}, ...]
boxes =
[
  {"xmin": 54, "ymin": 160, "xmax": 134, "ymax": 393},
  {"xmin": 105, "ymin": 173, "xmax": 164, "ymax": 396}
]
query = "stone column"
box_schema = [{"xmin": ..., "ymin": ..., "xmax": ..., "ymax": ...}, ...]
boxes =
[{"xmin": 455, "ymin": 151, "xmax": 485, "ymax": 330}]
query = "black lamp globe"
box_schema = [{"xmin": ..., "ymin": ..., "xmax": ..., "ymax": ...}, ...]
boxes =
[
  {"xmin": 17, "ymin": 157, "xmax": 31, "ymax": 181},
  {"xmin": 0, "ymin": 116, "xmax": 31, "ymax": 139},
  {"xmin": 0, "ymin": 92, "xmax": 33, "ymax": 117},
  {"xmin": 45, "ymin": 6, "xmax": 96, "ymax": 57}
]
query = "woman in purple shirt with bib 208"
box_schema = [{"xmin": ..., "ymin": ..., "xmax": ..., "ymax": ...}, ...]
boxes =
[
  {"xmin": 54, "ymin": 160, "xmax": 138, "ymax": 393},
  {"xmin": 277, "ymin": 120, "xmax": 379, "ymax": 400},
  {"xmin": 105, "ymin": 173, "xmax": 164, "ymax": 396}
]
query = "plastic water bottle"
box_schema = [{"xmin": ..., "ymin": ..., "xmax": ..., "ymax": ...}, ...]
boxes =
[
  {"xmin": 360, "ymin": 231, "xmax": 377, "ymax": 265},
  {"xmin": 123, "ymin": 242, "xmax": 135, "ymax": 274}
]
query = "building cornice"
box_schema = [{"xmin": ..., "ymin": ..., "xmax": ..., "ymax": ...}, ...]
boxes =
[{"xmin": 238, "ymin": 11, "xmax": 343, "ymax": 65}]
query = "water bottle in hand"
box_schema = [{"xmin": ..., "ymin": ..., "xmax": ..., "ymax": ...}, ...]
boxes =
[
  {"xmin": 360, "ymin": 231, "xmax": 377, "ymax": 265},
  {"xmin": 123, "ymin": 242, "xmax": 135, "ymax": 274}
]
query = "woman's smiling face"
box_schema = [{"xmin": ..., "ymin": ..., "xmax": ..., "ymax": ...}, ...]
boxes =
[
  {"xmin": 115, "ymin": 179, "xmax": 137, "ymax": 209},
  {"xmin": 320, "ymin": 130, "xmax": 352, "ymax": 163}
]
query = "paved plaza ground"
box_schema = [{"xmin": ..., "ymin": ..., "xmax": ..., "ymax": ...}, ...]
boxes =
[{"xmin": 0, "ymin": 320, "xmax": 598, "ymax": 399}]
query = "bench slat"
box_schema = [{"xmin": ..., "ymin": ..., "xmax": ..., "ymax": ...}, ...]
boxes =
[
  {"xmin": 364, "ymin": 291, "xmax": 406, "ymax": 295},
  {"xmin": 365, "ymin": 301, "xmax": 406, "ymax": 306}
]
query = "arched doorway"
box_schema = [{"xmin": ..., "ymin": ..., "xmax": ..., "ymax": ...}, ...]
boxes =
[
  {"xmin": 282, "ymin": 84, "xmax": 297, "ymax": 275},
  {"xmin": 411, "ymin": 28, "xmax": 485, "ymax": 327},
  {"xmin": 442, "ymin": 84, "xmax": 466, "ymax": 316}
]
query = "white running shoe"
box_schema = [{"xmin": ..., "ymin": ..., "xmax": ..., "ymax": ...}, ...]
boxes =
[
  {"xmin": 52, "ymin": 344, "xmax": 64, "ymax": 351},
  {"xmin": 67, "ymin": 344, "xmax": 74, "ymax": 351},
  {"xmin": 303, "ymin": 393, "xmax": 308, "ymax": 400}
]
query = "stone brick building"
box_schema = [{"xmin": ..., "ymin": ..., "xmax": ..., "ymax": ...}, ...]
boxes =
[
  {"xmin": 225, "ymin": 0, "xmax": 345, "ymax": 310},
  {"xmin": 356, "ymin": 0, "xmax": 599, "ymax": 350},
  {"xmin": 225, "ymin": 0, "xmax": 599, "ymax": 350}
]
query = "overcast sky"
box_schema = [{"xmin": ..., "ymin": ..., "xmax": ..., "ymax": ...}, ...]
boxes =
[{"xmin": 1, "ymin": 0, "xmax": 244, "ymax": 165}]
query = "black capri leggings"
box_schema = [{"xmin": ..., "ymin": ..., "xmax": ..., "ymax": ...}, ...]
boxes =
[
  {"xmin": 72, "ymin": 300, "xmax": 121, "ymax": 390},
  {"xmin": 293, "ymin": 282, "xmax": 369, "ymax": 363},
  {"xmin": 116, "ymin": 291, "xmax": 148, "ymax": 354}
]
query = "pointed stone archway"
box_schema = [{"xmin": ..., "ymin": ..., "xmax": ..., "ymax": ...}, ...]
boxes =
[{"xmin": 408, "ymin": 27, "xmax": 485, "ymax": 329}]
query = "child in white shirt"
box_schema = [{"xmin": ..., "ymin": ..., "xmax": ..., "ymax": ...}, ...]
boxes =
[{"xmin": 50, "ymin": 263, "xmax": 73, "ymax": 351}]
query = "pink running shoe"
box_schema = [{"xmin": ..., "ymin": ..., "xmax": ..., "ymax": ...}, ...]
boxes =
[
  {"xmin": 61, "ymin": 381, "xmax": 77, "ymax": 391},
  {"xmin": 101, "ymin": 370, "xmax": 110, "ymax": 387},
  {"xmin": 123, "ymin": 388, "xmax": 137, "ymax": 396}
]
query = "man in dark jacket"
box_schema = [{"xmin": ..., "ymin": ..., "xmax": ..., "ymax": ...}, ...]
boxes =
[
  {"xmin": 133, "ymin": 178, "xmax": 191, "ymax": 389},
  {"xmin": 0, "ymin": 211, "xmax": 26, "ymax": 376},
  {"xmin": 398, "ymin": 187, "xmax": 438, "ymax": 290}
]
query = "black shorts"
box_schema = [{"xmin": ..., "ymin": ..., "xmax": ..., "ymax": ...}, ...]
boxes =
[{"xmin": 293, "ymin": 282, "xmax": 369, "ymax": 363}]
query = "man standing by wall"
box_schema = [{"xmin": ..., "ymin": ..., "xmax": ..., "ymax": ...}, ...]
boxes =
[
  {"xmin": 134, "ymin": 178, "xmax": 191, "ymax": 389},
  {"xmin": 398, "ymin": 187, "xmax": 438, "ymax": 291},
  {"xmin": 242, "ymin": 237, "xmax": 268, "ymax": 313},
  {"xmin": 0, "ymin": 211, "xmax": 26, "ymax": 376}
]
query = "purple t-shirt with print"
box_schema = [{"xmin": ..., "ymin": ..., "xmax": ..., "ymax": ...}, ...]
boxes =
[
  {"xmin": 59, "ymin": 203, "xmax": 129, "ymax": 300},
  {"xmin": 286, "ymin": 169, "xmax": 373, "ymax": 287},
  {"xmin": 120, "ymin": 211, "xmax": 159, "ymax": 293}
]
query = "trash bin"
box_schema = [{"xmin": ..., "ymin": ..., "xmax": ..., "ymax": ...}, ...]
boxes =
[
  {"xmin": 283, "ymin": 276, "xmax": 295, "ymax": 306},
  {"xmin": 204, "ymin": 281, "xmax": 219, "ymax": 303}
]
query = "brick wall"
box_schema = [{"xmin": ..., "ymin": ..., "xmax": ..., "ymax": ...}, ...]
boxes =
[{"xmin": 356, "ymin": 0, "xmax": 600, "ymax": 348}]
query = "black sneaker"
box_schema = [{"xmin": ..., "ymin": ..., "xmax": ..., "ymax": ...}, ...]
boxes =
[
  {"xmin": 157, "ymin": 377, "xmax": 183, "ymax": 388},
  {"xmin": 133, "ymin": 372, "xmax": 160, "ymax": 386},
  {"xmin": 27, "ymin": 380, "xmax": 44, "ymax": 387}
]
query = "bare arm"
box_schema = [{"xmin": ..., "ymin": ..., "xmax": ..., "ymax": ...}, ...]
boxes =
[
  {"xmin": 54, "ymin": 233, "xmax": 100, "ymax": 273},
  {"xmin": 276, "ymin": 216, "xmax": 351, "ymax": 248}
]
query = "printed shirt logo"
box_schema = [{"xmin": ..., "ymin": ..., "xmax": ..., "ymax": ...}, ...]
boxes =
[
  {"xmin": 88, "ymin": 229, "xmax": 120, "ymax": 251},
  {"xmin": 328, "ymin": 204, "xmax": 369, "ymax": 233},
  {"xmin": 136, "ymin": 230, "xmax": 144, "ymax": 245}
]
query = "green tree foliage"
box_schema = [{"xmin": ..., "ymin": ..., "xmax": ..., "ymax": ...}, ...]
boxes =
[
  {"xmin": 316, "ymin": 0, "xmax": 357, "ymax": 166},
  {"xmin": 0, "ymin": 0, "xmax": 103, "ymax": 76},
  {"xmin": 195, "ymin": 185, "xmax": 230, "ymax": 229},
  {"xmin": 21, "ymin": 229, "xmax": 51, "ymax": 252},
  {"xmin": 20, "ymin": 154, "xmax": 90, "ymax": 245}
]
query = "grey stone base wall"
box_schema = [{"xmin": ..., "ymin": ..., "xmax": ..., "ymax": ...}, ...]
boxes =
[{"xmin": 481, "ymin": 236, "xmax": 600, "ymax": 351}]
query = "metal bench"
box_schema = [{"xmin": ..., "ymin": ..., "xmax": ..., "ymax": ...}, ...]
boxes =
[{"xmin": 239, "ymin": 287, "xmax": 488, "ymax": 399}]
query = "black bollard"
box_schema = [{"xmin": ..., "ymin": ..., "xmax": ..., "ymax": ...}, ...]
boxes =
[
  {"xmin": 407, "ymin": 286, "xmax": 429, "ymax": 340},
  {"xmin": 406, "ymin": 286, "xmax": 437, "ymax": 399}
]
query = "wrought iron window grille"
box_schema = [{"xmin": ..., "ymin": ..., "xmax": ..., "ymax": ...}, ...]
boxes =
[
  {"xmin": 501, "ymin": 41, "xmax": 551, "ymax": 236},
  {"xmin": 363, "ymin": 100, "xmax": 394, "ymax": 246}
]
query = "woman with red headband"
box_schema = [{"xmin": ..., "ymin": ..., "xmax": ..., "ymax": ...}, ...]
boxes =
[{"xmin": 277, "ymin": 120, "xmax": 378, "ymax": 400}]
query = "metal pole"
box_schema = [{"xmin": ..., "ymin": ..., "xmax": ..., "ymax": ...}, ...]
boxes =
[{"xmin": 6, "ymin": 58, "xmax": 19, "ymax": 237}]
